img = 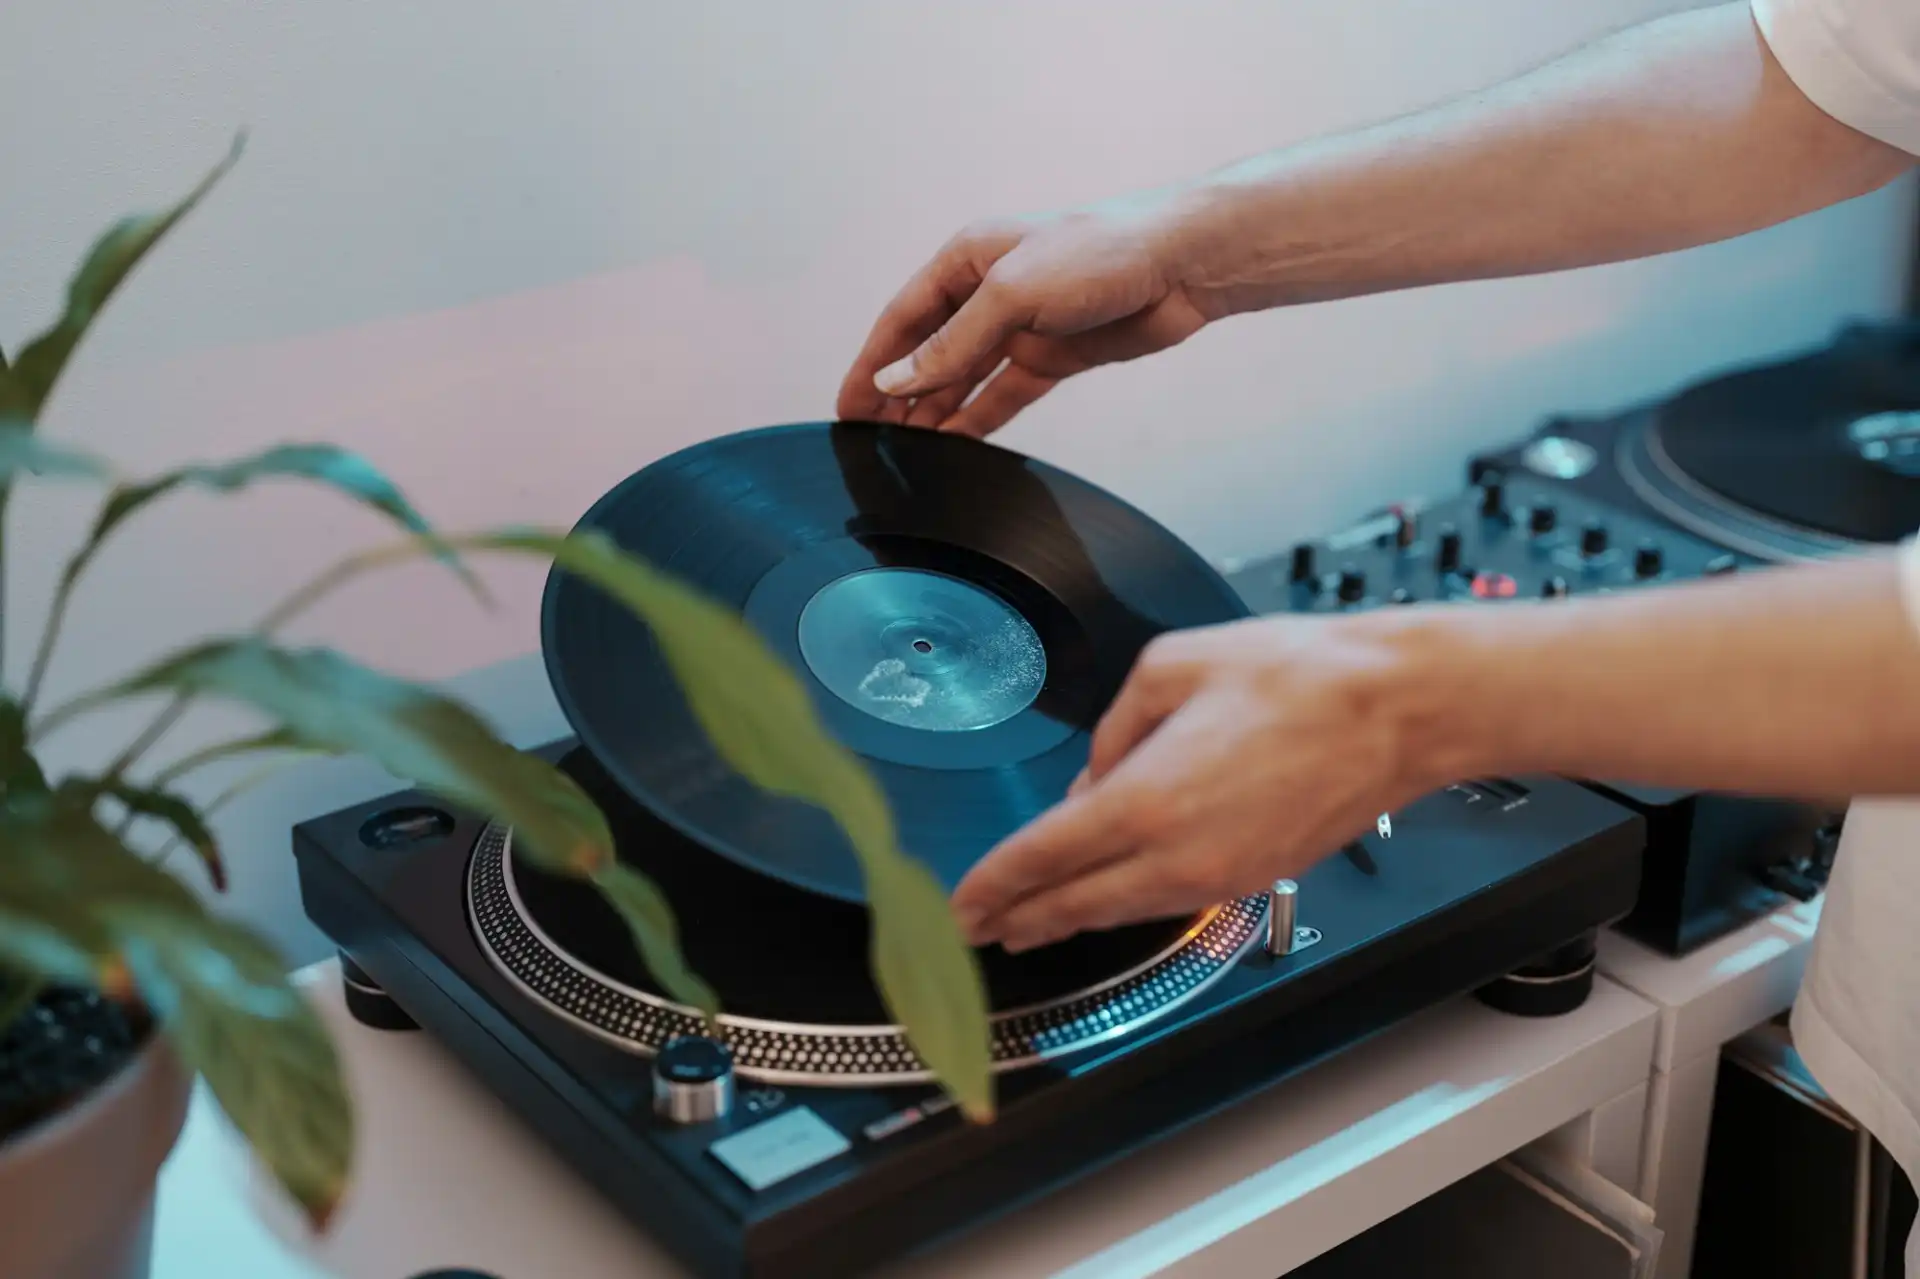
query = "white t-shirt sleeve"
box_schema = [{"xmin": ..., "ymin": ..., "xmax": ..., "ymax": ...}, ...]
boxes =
[{"xmin": 1751, "ymin": 0, "xmax": 1920, "ymax": 155}]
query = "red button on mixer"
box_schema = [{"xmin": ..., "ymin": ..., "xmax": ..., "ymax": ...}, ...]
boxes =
[{"xmin": 1470, "ymin": 571, "xmax": 1517, "ymax": 599}]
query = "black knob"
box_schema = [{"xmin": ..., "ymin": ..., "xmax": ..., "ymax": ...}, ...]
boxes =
[
  {"xmin": 1289, "ymin": 542, "xmax": 1316, "ymax": 583},
  {"xmin": 1580, "ymin": 520, "xmax": 1608, "ymax": 556},
  {"xmin": 1436, "ymin": 525, "xmax": 1462, "ymax": 572},
  {"xmin": 653, "ymin": 1035, "xmax": 735, "ymax": 1124},
  {"xmin": 1528, "ymin": 503, "xmax": 1557, "ymax": 535},
  {"xmin": 1479, "ymin": 478, "xmax": 1506, "ymax": 517},
  {"xmin": 1336, "ymin": 565, "xmax": 1365, "ymax": 602},
  {"xmin": 1542, "ymin": 576, "xmax": 1570, "ymax": 598},
  {"xmin": 1393, "ymin": 509, "xmax": 1417, "ymax": 549},
  {"xmin": 1705, "ymin": 555, "xmax": 1737, "ymax": 575},
  {"xmin": 1633, "ymin": 542, "xmax": 1663, "ymax": 578}
]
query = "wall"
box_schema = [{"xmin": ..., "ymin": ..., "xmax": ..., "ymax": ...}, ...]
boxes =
[{"xmin": 2, "ymin": 0, "xmax": 1912, "ymax": 964}]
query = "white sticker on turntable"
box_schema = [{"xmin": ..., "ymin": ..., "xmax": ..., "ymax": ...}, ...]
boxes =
[{"xmin": 708, "ymin": 1107, "xmax": 852, "ymax": 1191}]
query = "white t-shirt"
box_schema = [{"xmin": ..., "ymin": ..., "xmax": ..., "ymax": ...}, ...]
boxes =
[{"xmin": 1744, "ymin": 0, "xmax": 1920, "ymax": 1262}]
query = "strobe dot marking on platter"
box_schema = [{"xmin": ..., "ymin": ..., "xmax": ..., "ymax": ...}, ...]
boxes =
[
  {"xmin": 464, "ymin": 824, "xmax": 1270, "ymax": 1085},
  {"xmin": 796, "ymin": 566, "xmax": 1046, "ymax": 732}
]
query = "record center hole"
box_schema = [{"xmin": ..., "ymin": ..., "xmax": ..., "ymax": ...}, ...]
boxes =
[{"xmin": 912, "ymin": 639, "xmax": 933, "ymax": 653}]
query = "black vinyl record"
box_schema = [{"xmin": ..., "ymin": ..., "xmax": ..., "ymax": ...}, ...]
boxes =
[
  {"xmin": 541, "ymin": 421, "xmax": 1250, "ymax": 904},
  {"xmin": 1655, "ymin": 324, "xmax": 1920, "ymax": 544}
]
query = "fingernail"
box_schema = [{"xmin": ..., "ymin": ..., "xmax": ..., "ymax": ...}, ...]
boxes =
[
  {"xmin": 874, "ymin": 356, "xmax": 917, "ymax": 395},
  {"xmin": 1068, "ymin": 768, "xmax": 1090, "ymax": 796}
]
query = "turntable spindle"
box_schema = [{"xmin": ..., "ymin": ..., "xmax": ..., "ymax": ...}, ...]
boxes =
[{"xmin": 1265, "ymin": 880, "xmax": 1300, "ymax": 956}]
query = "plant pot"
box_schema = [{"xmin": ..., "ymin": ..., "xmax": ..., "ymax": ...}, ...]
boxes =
[{"xmin": 0, "ymin": 1024, "xmax": 191, "ymax": 1279}]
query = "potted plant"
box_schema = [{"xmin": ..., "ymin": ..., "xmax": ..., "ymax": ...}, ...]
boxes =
[{"xmin": 0, "ymin": 136, "xmax": 992, "ymax": 1279}]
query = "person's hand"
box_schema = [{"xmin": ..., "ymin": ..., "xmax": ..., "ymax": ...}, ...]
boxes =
[
  {"xmin": 835, "ymin": 192, "xmax": 1213, "ymax": 438},
  {"xmin": 950, "ymin": 611, "xmax": 1461, "ymax": 953}
]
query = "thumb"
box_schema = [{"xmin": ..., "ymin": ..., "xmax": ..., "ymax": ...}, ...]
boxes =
[{"xmin": 875, "ymin": 279, "xmax": 1026, "ymax": 397}]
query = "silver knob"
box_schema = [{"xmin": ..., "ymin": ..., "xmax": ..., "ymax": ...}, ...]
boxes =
[
  {"xmin": 1265, "ymin": 879, "xmax": 1300, "ymax": 956},
  {"xmin": 653, "ymin": 1035, "xmax": 735, "ymax": 1124}
]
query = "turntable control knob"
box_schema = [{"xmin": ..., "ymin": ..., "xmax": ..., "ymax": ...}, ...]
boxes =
[
  {"xmin": 1542, "ymin": 576, "xmax": 1570, "ymax": 599},
  {"xmin": 1436, "ymin": 525, "xmax": 1462, "ymax": 572},
  {"xmin": 1265, "ymin": 879, "xmax": 1300, "ymax": 956},
  {"xmin": 1633, "ymin": 542, "xmax": 1664, "ymax": 578},
  {"xmin": 1479, "ymin": 476, "xmax": 1506, "ymax": 517},
  {"xmin": 1289, "ymin": 542, "xmax": 1316, "ymax": 583},
  {"xmin": 1528, "ymin": 503, "xmax": 1557, "ymax": 535},
  {"xmin": 1393, "ymin": 509, "xmax": 1417, "ymax": 549},
  {"xmin": 1580, "ymin": 520, "xmax": 1608, "ymax": 556},
  {"xmin": 1336, "ymin": 565, "xmax": 1366, "ymax": 603},
  {"xmin": 653, "ymin": 1035, "xmax": 735, "ymax": 1124}
]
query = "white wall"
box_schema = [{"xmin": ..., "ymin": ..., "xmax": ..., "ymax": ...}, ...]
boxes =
[{"xmin": 3, "ymin": 1, "xmax": 1913, "ymax": 964}]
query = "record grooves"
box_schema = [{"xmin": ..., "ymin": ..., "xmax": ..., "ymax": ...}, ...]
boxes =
[
  {"xmin": 541, "ymin": 421, "xmax": 1253, "ymax": 903},
  {"xmin": 1624, "ymin": 324, "xmax": 1920, "ymax": 554}
]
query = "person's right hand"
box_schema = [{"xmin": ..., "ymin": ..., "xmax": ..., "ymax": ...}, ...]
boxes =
[{"xmin": 834, "ymin": 193, "xmax": 1213, "ymax": 438}]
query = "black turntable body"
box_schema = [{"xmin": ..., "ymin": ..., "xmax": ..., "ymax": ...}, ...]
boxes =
[{"xmin": 291, "ymin": 421, "xmax": 1648, "ymax": 1279}]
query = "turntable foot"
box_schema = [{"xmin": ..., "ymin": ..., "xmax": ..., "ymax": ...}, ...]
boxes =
[
  {"xmin": 340, "ymin": 951, "xmax": 420, "ymax": 1032},
  {"xmin": 1473, "ymin": 932, "xmax": 1597, "ymax": 1017}
]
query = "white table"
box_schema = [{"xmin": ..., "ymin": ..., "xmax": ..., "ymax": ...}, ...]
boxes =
[
  {"xmin": 1595, "ymin": 894, "xmax": 1824, "ymax": 1279},
  {"xmin": 150, "ymin": 960, "xmax": 1659, "ymax": 1279}
]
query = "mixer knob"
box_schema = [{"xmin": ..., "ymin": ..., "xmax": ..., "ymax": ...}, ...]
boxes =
[
  {"xmin": 1580, "ymin": 520, "xmax": 1609, "ymax": 556},
  {"xmin": 1633, "ymin": 541, "xmax": 1664, "ymax": 578},
  {"xmin": 1542, "ymin": 576, "xmax": 1570, "ymax": 598},
  {"xmin": 1389, "ymin": 587, "xmax": 1415, "ymax": 605},
  {"xmin": 1289, "ymin": 542, "xmax": 1317, "ymax": 583},
  {"xmin": 1479, "ymin": 477, "xmax": 1506, "ymax": 517},
  {"xmin": 1705, "ymin": 555, "xmax": 1738, "ymax": 575},
  {"xmin": 1393, "ymin": 508, "xmax": 1417, "ymax": 549},
  {"xmin": 1528, "ymin": 503, "xmax": 1558, "ymax": 535},
  {"xmin": 653, "ymin": 1035, "xmax": 735, "ymax": 1124},
  {"xmin": 1336, "ymin": 565, "xmax": 1366, "ymax": 602},
  {"xmin": 1436, "ymin": 525, "xmax": 1462, "ymax": 572}
]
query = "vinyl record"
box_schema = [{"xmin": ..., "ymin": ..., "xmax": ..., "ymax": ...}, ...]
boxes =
[
  {"xmin": 1653, "ymin": 324, "xmax": 1920, "ymax": 545},
  {"xmin": 541, "ymin": 421, "xmax": 1250, "ymax": 904}
]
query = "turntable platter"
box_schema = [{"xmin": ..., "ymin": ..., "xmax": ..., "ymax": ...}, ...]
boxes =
[
  {"xmin": 1651, "ymin": 326, "xmax": 1920, "ymax": 545},
  {"xmin": 467, "ymin": 746, "xmax": 1266, "ymax": 1084}
]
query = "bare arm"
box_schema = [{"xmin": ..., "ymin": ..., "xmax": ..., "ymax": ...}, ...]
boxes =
[
  {"xmin": 1386, "ymin": 550, "xmax": 1920, "ymax": 803},
  {"xmin": 1166, "ymin": 2, "xmax": 1912, "ymax": 318},
  {"xmin": 840, "ymin": 3, "xmax": 1911, "ymax": 432}
]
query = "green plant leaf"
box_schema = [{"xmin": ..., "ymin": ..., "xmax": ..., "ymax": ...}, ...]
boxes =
[
  {"xmin": 0, "ymin": 426, "xmax": 113, "ymax": 483},
  {"xmin": 457, "ymin": 528, "xmax": 994, "ymax": 1119},
  {"xmin": 58, "ymin": 776, "xmax": 226, "ymax": 891},
  {"xmin": 0, "ymin": 697, "xmax": 49, "ymax": 803},
  {"xmin": 147, "ymin": 728, "xmax": 318, "ymax": 789},
  {"xmin": 0, "ymin": 134, "xmax": 243, "ymax": 424},
  {"xmin": 121, "ymin": 909, "xmax": 350, "ymax": 1230},
  {"xmin": 3, "ymin": 797, "xmax": 351, "ymax": 1227},
  {"xmin": 83, "ymin": 638, "xmax": 715, "ymax": 1016},
  {"xmin": 589, "ymin": 862, "xmax": 718, "ymax": 1016},
  {"xmin": 71, "ymin": 442, "xmax": 484, "ymax": 617}
]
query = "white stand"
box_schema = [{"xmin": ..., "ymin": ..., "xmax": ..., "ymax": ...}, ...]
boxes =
[{"xmin": 1596, "ymin": 896, "xmax": 1823, "ymax": 1279}]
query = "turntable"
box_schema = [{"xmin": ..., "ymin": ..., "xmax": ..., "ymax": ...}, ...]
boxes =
[{"xmin": 293, "ymin": 422, "xmax": 1646, "ymax": 1278}]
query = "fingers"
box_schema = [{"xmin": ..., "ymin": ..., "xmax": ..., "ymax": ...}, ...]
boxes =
[
  {"xmin": 936, "ymin": 361, "xmax": 1058, "ymax": 439},
  {"xmin": 874, "ymin": 276, "xmax": 1033, "ymax": 402},
  {"xmin": 950, "ymin": 783, "xmax": 1137, "ymax": 943},
  {"xmin": 1083, "ymin": 648, "xmax": 1188, "ymax": 785},
  {"xmin": 993, "ymin": 852, "xmax": 1202, "ymax": 953},
  {"xmin": 835, "ymin": 225, "xmax": 1023, "ymax": 421}
]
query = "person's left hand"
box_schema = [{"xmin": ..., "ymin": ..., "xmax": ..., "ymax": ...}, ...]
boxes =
[{"xmin": 950, "ymin": 611, "xmax": 1457, "ymax": 953}]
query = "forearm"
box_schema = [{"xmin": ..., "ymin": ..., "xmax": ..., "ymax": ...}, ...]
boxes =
[
  {"xmin": 1160, "ymin": 2, "xmax": 1910, "ymax": 317},
  {"xmin": 1391, "ymin": 550, "xmax": 1920, "ymax": 801}
]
